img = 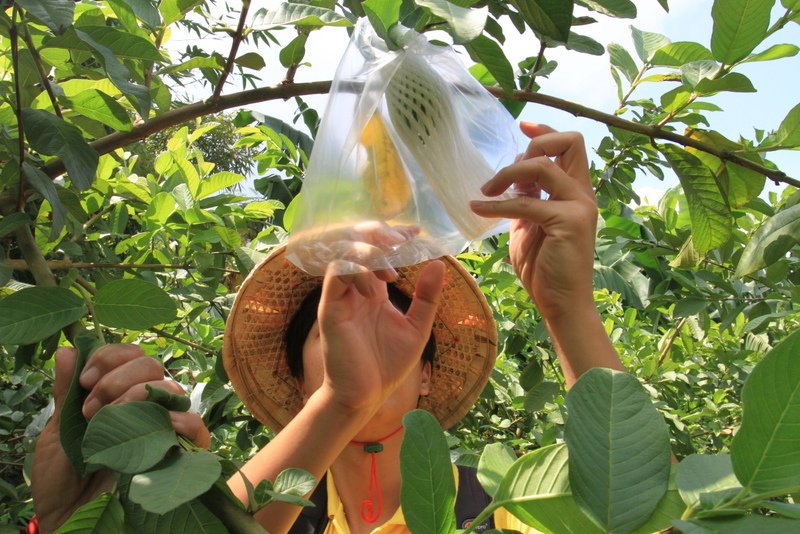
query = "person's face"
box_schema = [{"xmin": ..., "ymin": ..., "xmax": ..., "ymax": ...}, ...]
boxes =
[{"xmin": 295, "ymin": 321, "xmax": 432, "ymax": 432}]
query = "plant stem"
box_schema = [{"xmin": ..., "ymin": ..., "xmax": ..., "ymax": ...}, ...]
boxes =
[
  {"xmin": 21, "ymin": 22, "xmax": 62, "ymax": 118},
  {"xmin": 10, "ymin": 6, "xmax": 25, "ymax": 212},
  {"xmin": 616, "ymin": 63, "xmax": 650, "ymax": 113},
  {"xmin": 524, "ymin": 41, "xmax": 547, "ymax": 92},
  {"xmin": 150, "ymin": 327, "xmax": 216, "ymax": 355},
  {"xmin": 212, "ymin": 0, "xmax": 250, "ymax": 100}
]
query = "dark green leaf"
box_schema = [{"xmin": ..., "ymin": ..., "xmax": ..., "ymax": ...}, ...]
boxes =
[
  {"xmin": 94, "ymin": 278, "xmax": 177, "ymax": 330},
  {"xmin": 711, "ymin": 0, "xmax": 775, "ymax": 64},
  {"xmin": 695, "ymin": 73, "xmax": 756, "ymax": 94},
  {"xmin": 509, "ymin": 0, "xmax": 574, "ymax": 42},
  {"xmin": 0, "ymin": 212, "xmax": 31, "ymax": 238},
  {"xmin": 160, "ymin": 0, "xmax": 203, "ymax": 26},
  {"xmin": 278, "ymin": 35, "xmax": 306, "ymax": 68},
  {"xmin": 82, "ymin": 401, "xmax": 178, "ymax": 473},
  {"xmin": 23, "ymin": 163, "xmax": 66, "ymax": 240},
  {"xmin": 235, "ymin": 52, "xmax": 267, "ymax": 70},
  {"xmin": 674, "ymin": 297, "xmax": 709, "ymax": 317},
  {"xmin": 731, "ymin": 330, "xmax": 800, "ymax": 493},
  {"xmin": 565, "ymin": 32, "xmax": 605, "ymax": 55},
  {"xmin": 110, "ymin": 0, "xmax": 161, "ymax": 29},
  {"xmin": 465, "ymin": 35, "xmax": 515, "ymax": 95},
  {"xmin": 274, "ymin": 467, "xmax": 317, "ymax": 496},
  {"xmin": 523, "ymin": 381, "xmax": 560, "ymax": 412},
  {"xmin": 477, "ymin": 443, "xmax": 517, "ymax": 497},
  {"xmin": 519, "ymin": 358, "xmax": 544, "ymax": 390},
  {"xmin": 0, "ymin": 286, "xmax": 86, "ymax": 345},
  {"xmin": 22, "ymin": 109, "xmax": 99, "ymax": 191},
  {"xmin": 735, "ymin": 204, "xmax": 800, "ymax": 277},
  {"xmin": 400, "ymin": 409, "xmax": 456, "ymax": 534},
  {"xmin": 145, "ymin": 384, "xmax": 190, "ymax": 412},
  {"xmin": 59, "ymin": 333, "xmax": 102, "ymax": 474},
  {"xmin": 593, "ymin": 265, "xmax": 645, "ymax": 308},
  {"xmin": 631, "ymin": 25, "xmax": 670, "ymax": 62},
  {"xmin": 54, "ymin": 493, "xmax": 124, "ymax": 534},
  {"xmin": 651, "ymin": 42, "xmax": 714, "ymax": 67},
  {"xmin": 129, "ymin": 450, "xmax": 222, "ymax": 514},
  {"xmin": 578, "ymin": 0, "xmax": 637, "ymax": 18},
  {"xmin": 47, "ymin": 26, "xmax": 163, "ymax": 60},
  {"xmin": 565, "ymin": 368, "xmax": 672, "ymax": 533},
  {"xmin": 676, "ymin": 454, "xmax": 741, "ymax": 508},
  {"xmin": 252, "ymin": 2, "xmax": 352, "ymax": 28},
  {"xmin": 608, "ymin": 43, "xmax": 639, "ymax": 83},
  {"xmin": 674, "ymin": 515, "xmax": 800, "ymax": 533},
  {"xmin": 415, "ymin": 0, "xmax": 488, "ymax": 43},
  {"xmin": 16, "ymin": 0, "xmax": 73, "ymax": 35},
  {"xmin": 661, "ymin": 145, "xmax": 731, "ymax": 252},
  {"xmin": 66, "ymin": 89, "xmax": 132, "ymax": 131}
]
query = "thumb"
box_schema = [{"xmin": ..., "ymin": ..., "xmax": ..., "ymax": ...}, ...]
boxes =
[
  {"xmin": 405, "ymin": 260, "xmax": 446, "ymax": 334},
  {"xmin": 52, "ymin": 347, "xmax": 78, "ymax": 421}
]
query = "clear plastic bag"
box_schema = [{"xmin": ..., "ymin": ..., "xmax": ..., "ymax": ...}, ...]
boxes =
[{"xmin": 286, "ymin": 18, "xmax": 524, "ymax": 275}]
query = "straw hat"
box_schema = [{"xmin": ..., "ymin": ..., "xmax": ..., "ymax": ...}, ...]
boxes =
[{"xmin": 223, "ymin": 245, "xmax": 497, "ymax": 432}]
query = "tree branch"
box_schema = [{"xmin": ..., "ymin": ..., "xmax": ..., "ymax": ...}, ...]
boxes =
[
  {"xmin": 150, "ymin": 327, "xmax": 216, "ymax": 355},
  {"xmin": 4, "ymin": 259, "xmax": 239, "ymax": 273},
  {"xmin": 524, "ymin": 41, "xmax": 547, "ymax": 92},
  {"xmin": 10, "ymin": 6, "xmax": 25, "ymax": 212},
  {"xmin": 26, "ymin": 81, "xmax": 798, "ymax": 193},
  {"xmin": 211, "ymin": 0, "xmax": 250, "ymax": 101},
  {"xmin": 21, "ymin": 23, "xmax": 62, "ymax": 119}
]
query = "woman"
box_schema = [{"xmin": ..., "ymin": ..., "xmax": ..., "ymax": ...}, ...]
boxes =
[{"xmin": 31, "ymin": 124, "xmax": 625, "ymax": 533}]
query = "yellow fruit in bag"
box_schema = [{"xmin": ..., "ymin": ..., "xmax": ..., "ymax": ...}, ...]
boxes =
[{"xmin": 360, "ymin": 113, "xmax": 412, "ymax": 219}]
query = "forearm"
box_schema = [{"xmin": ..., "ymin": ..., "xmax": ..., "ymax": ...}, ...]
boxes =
[
  {"xmin": 543, "ymin": 301, "xmax": 625, "ymax": 388},
  {"xmin": 228, "ymin": 388, "xmax": 375, "ymax": 532}
]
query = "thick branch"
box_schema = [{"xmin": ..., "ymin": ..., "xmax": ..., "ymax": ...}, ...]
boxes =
[
  {"xmin": 4, "ymin": 259, "xmax": 238, "ymax": 273},
  {"xmin": 31, "ymin": 82, "xmax": 798, "ymax": 190},
  {"xmin": 212, "ymin": 0, "xmax": 251, "ymax": 100}
]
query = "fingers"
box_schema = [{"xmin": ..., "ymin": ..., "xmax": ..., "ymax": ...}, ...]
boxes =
[
  {"xmin": 170, "ymin": 412, "xmax": 211, "ymax": 449},
  {"xmin": 52, "ymin": 347, "xmax": 78, "ymax": 421},
  {"xmin": 82, "ymin": 353, "xmax": 168, "ymax": 418},
  {"xmin": 480, "ymin": 157, "xmax": 581, "ymax": 200},
  {"xmin": 519, "ymin": 122, "xmax": 592, "ymax": 195},
  {"xmin": 79, "ymin": 344, "xmax": 148, "ymax": 389},
  {"xmin": 404, "ymin": 260, "xmax": 445, "ymax": 334}
]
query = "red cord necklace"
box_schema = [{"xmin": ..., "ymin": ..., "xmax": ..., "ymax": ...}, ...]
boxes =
[{"xmin": 349, "ymin": 425, "xmax": 404, "ymax": 524}]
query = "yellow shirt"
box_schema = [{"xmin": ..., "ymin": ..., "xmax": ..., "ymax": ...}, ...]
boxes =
[{"xmin": 322, "ymin": 467, "xmax": 539, "ymax": 533}]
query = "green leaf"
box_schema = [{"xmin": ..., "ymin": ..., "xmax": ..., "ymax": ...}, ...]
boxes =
[
  {"xmin": 72, "ymin": 29, "xmax": 151, "ymax": 118},
  {"xmin": 400, "ymin": 409, "xmax": 456, "ymax": 534},
  {"xmin": 631, "ymin": 25, "xmax": 670, "ymax": 62},
  {"xmin": 735, "ymin": 204, "xmax": 800, "ymax": 277},
  {"xmin": 235, "ymin": 51, "xmax": 266, "ymax": 70},
  {"xmin": 160, "ymin": 55, "xmax": 226, "ymax": 75},
  {"xmin": 764, "ymin": 102, "xmax": 800, "ymax": 148},
  {"xmin": 16, "ymin": 0, "xmax": 74, "ymax": 35},
  {"xmin": 565, "ymin": 32, "xmax": 605, "ymax": 55},
  {"xmin": 59, "ymin": 333, "xmax": 102, "ymax": 474},
  {"xmin": 578, "ymin": 0, "xmax": 637, "ymax": 18},
  {"xmin": 55, "ymin": 493, "xmax": 124, "ymax": 534},
  {"xmin": 477, "ymin": 443, "xmax": 517, "ymax": 497},
  {"xmin": 680, "ymin": 60, "xmax": 720, "ymax": 88},
  {"xmin": 593, "ymin": 265, "xmax": 645, "ymax": 308},
  {"xmin": 160, "ymin": 0, "xmax": 203, "ymax": 26},
  {"xmin": 122, "ymin": 487, "xmax": 228, "ymax": 532},
  {"xmin": 171, "ymin": 183, "xmax": 194, "ymax": 211},
  {"xmin": 509, "ymin": 0, "xmax": 574, "ymax": 42},
  {"xmin": 676, "ymin": 454, "xmax": 742, "ymax": 508},
  {"xmin": 731, "ymin": 330, "xmax": 800, "ymax": 493},
  {"xmin": 650, "ymin": 42, "xmax": 714, "ymax": 67},
  {"xmin": 523, "ymin": 380, "xmax": 560, "ymax": 412},
  {"xmin": 0, "ymin": 286, "xmax": 86, "ymax": 345},
  {"xmin": 362, "ymin": 0, "xmax": 402, "ymax": 46},
  {"xmin": 277, "ymin": 35, "xmax": 306, "ymax": 69},
  {"xmin": 252, "ymin": 2, "xmax": 352, "ymax": 28},
  {"xmin": 695, "ymin": 72, "xmax": 756, "ymax": 94},
  {"xmin": 661, "ymin": 145, "xmax": 732, "ymax": 253},
  {"xmin": 21, "ymin": 163, "xmax": 67, "ymax": 239},
  {"xmin": 93, "ymin": 279, "xmax": 177, "ymax": 330},
  {"xmin": 0, "ymin": 212, "xmax": 31, "ymax": 238},
  {"xmin": 711, "ymin": 0, "xmax": 775, "ymax": 64},
  {"xmin": 415, "ymin": 0, "xmax": 488, "ymax": 44},
  {"xmin": 274, "ymin": 467, "xmax": 317, "ymax": 496},
  {"xmin": 197, "ymin": 171, "xmax": 245, "ymax": 200},
  {"xmin": 47, "ymin": 26, "xmax": 163, "ymax": 61},
  {"xmin": 674, "ymin": 515, "xmax": 800, "ymax": 533},
  {"xmin": 108, "ymin": 0, "xmax": 161, "ymax": 30},
  {"xmin": 129, "ymin": 450, "xmax": 221, "ymax": 514},
  {"xmin": 66, "ymin": 89, "xmax": 132, "ymax": 131},
  {"xmin": 22, "ymin": 109, "xmax": 99, "ymax": 191},
  {"xmin": 82, "ymin": 401, "xmax": 178, "ymax": 473},
  {"xmin": 145, "ymin": 384, "xmax": 190, "ymax": 412},
  {"xmin": 608, "ymin": 43, "xmax": 639, "ymax": 83},
  {"xmin": 742, "ymin": 43, "xmax": 800, "ymax": 63},
  {"xmin": 144, "ymin": 191, "xmax": 176, "ymax": 225},
  {"xmin": 465, "ymin": 35, "xmax": 515, "ymax": 95},
  {"xmin": 565, "ymin": 368, "xmax": 672, "ymax": 533}
]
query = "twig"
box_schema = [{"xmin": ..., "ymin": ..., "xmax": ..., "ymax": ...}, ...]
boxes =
[
  {"xmin": 21, "ymin": 23, "xmax": 62, "ymax": 118},
  {"xmin": 150, "ymin": 327, "xmax": 216, "ymax": 355},
  {"xmin": 616, "ymin": 63, "xmax": 650, "ymax": 113},
  {"xmin": 4, "ymin": 258, "xmax": 239, "ymax": 273},
  {"xmin": 211, "ymin": 0, "xmax": 250, "ymax": 100},
  {"xmin": 10, "ymin": 6, "xmax": 25, "ymax": 212},
  {"xmin": 145, "ymin": 29, "xmax": 165, "ymax": 89},
  {"xmin": 657, "ymin": 317, "xmax": 686, "ymax": 367},
  {"xmin": 524, "ymin": 41, "xmax": 547, "ymax": 92}
]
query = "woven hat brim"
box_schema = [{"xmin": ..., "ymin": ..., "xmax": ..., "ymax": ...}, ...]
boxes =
[{"xmin": 223, "ymin": 246, "xmax": 497, "ymax": 432}]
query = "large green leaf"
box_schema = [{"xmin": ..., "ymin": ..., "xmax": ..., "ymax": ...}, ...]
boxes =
[
  {"xmin": 273, "ymin": 467, "xmax": 317, "ymax": 497},
  {"xmin": 565, "ymin": 32, "xmax": 605, "ymax": 55},
  {"xmin": 509, "ymin": 0, "xmax": 574, "ymax": 42},
  {"xmin": 73, "ymin": 29, "xmax": 151, "ymax": 118},
  {"xmin": 735, "ymin": 203, "xmax": 800, "ymax": 277},
  {"xmin": 122, "ymin": 489, "xmax": 228, "ymax": 533},
  {"xmin": 695, "ymin": 73, "xmax": 756, "ymax": 94},
  {"xmin": 54, "ymin": 493, "xmax": 124, "ymax": 534},
  {"xmin": 400, "ymin": 409, "xmax": 456, "ymax": 534},
  {"xmin": 680, "ymin": 60, "xmax": 720, "ymax": 88},
  {"xmin": 565, "ymin": 368, "xmax": 672, "ymax": 533},
  {"xmin": 674, "ymin": 515, "xmax": 800, "ymax": 533},
  {"xmin": 252, "ymin": 2, "xmax": 352, "ymax": 28},
  {"xmin": 0, "ymin": 212, "xmax": 31, "ymax": 238},
  {"xmin": 578, "ymin": 0, "xmax": 637, "ymax": 18},
  {"xmin": 661, "ymin": 145, "xmax": 731, "ymax": 253},
  {"xmin": 109, "ymin": 0, "xmax": 161, "ymax": 29},
  {"xmin": 651, "ymin": 42, "xmax": 714, "ymax": 67},
  {"xmin": 0, "ymin": 286, "xmax": 86, "ymax": 345},
  {"xmin": 608, "ymin": 43, "xmax": 639, "ymax": 83},
  {"xmin": 22, "ymin": 109, "xmax": 99, "ymax": 191},
  {"xmin": 710, "ymin": 0, "xmax": 775, "ymax": 64},
  {"xmin": 45, "ymin": 26, "xmax": 163, "ymax": 60},
  {"xmin": 82, "ymin": 401, "xmax": 178, "ymax": 473},
  {"xmin": 477, "ymin": 442, "xmax": 517, "ymax": 497},
  {"xmin": 21, "ymin": 163, "xmax": 67, "ymax": 239},
  {"xmin": 764, "ymin": 102, "xmax": 800, "ymax": 148},
  {"xmin": 66, "ymin": 89, "xmax": 132, "ymax": 131},
  {"xmin": 593, "ymin": 265, "xmax": 645, "ymax": 308},
  {"xmin": 16, "ymin": 0, "xmax": 74, "ymax": 35},
  {"xmin": 415, "ymin": 0, "xmax": 488, "ymax": 44},
  {"xmin": 160, "ymin": 0, "xmax": 204, "ymax": 26},
  {"xmin": 196, "ymin": 171, "xmax": 245, "ymax": 200},
  {"xmin": 362, "ymin": 0, "xmax": 402, "ymax": 43},
  {"xmin": 93, "ymin": 278, "xmax": 177, "ymax": 330},
  {"xmin": 631, "ymin": 26, "xmax": 670, "ymax": 62},
  {"xmin": 731, "ymin": 330, "xmax": 800, "ymax": 493},
  {"xmin": 676, "ymin": 454, "xmax": 742, "ymax": 508},
  {"xmin": 742, "ymin": 43, "xmax": 800, "ymax": 63},
  {"xmin": 465, "ymin": 35, "xmax": 515, "ymax": 95},
  {"xmin": 129, "ymin": 450, "xmax": 222, "ymax": 514},
  {"xmin": 60, "ymin": 333, "xmax": 102, "ymax": 474}
]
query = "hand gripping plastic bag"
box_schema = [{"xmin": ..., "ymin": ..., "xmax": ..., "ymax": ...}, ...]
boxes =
[{"xmin": 286, "ymin": 18, "xmax": 524, "ymax": 275}]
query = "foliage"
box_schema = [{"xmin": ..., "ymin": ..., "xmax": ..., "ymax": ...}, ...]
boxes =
[{"xmin": 0, "ymin": 0, "xmax": 799, "ymax": 531}]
